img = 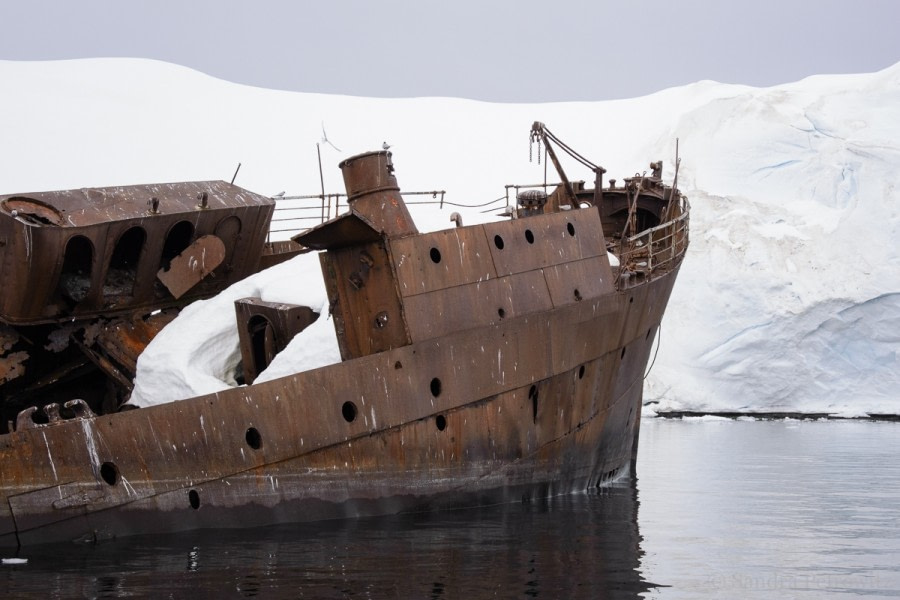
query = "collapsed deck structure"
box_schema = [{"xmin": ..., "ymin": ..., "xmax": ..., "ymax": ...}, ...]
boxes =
[
  {"xmin": 0, "ymin": 123, "xmax": 689, "ymax": 546},
  {"xmin": 0, "ymin": 181, "xmax": 276, "ymax": 418}
]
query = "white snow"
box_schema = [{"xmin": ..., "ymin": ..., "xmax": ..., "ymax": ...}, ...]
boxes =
[{"xmin": 1, "ymin": 58, "xmax": 898, "ymax": 416}]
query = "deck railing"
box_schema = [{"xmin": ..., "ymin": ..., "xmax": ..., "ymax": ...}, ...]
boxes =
[
  {"xmin": 266, "ymin": 190, "xmax": 448, "ymax": 242},
  {"xmin": 616, "ymin": 198, "xmax": 690, "ymax": 289},
  {"xmin": 267, "ymin": 190, "xmax": 691, "ymax": 290}
]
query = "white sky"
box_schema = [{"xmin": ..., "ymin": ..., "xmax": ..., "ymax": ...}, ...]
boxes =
[{"xmin": 2, "ymin": 0, "xmax": 899, "ymax": 101}]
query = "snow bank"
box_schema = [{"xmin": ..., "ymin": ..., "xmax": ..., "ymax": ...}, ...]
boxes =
[{"xmin": 2, "ymin": 58, "xmax": 897, "ymax": 415}]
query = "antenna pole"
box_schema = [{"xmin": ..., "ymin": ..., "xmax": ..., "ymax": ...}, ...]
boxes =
[
  {"xmin": 317, "ymin": 143, "xmax": 326, "ymax": 221},
  {"xmin": 230, "ymin": 162, "xmax": 242, "ymax": 185}
]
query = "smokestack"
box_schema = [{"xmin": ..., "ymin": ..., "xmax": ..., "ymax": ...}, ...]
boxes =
[{"xmin": 338, "ymin": 150, "xmax": 418, "ymax": 238}]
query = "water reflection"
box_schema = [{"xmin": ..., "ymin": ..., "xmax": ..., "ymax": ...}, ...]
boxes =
[
  {"xmin": 3, "ymin": 476, "xmax": 658, "ymax": 598},
  {"xmin": 636, "ymin": 419, "xmax": 900, "ymax": 599}
]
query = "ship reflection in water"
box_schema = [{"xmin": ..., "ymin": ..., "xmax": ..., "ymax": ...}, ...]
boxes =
[
  {"xmin": 2, "ymin": 478, "xmax": 655, "ymax": 599},
  {"xmin": 8, "ymin": 419, "xmax": 898, "ymax": 598}
]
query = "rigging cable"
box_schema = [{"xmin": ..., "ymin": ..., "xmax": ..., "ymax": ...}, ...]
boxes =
[{"xmin": 643, "ymin": 325, "xmax": 662, "ymax": 380}]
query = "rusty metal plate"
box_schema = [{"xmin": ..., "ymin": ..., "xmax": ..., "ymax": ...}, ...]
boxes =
[
  {"xmin": 293, "ymin": 212, "xmax": 382, "ymax": 250},
  {"xmin": 234, "ymin": 298, "xmax": 318, "ymax": 384},
  {"xmin": 1, "ymin": 182, "xmax": 274, "ymax": 325},
  {"xmin": 0, "ymin": 326, "xmax": 26, "ymax": 386},
  {"xmin": 542, "ymin": 255, "xmax": 616, "ymax": 308},
  {"xmin": 157, "ymin": 235, "xmax": 226, "ymax": 299},
  {"xmin": 403, "ymin": 270, "xmax": 551, "ymax": 342},
  {"xmin": 0, "ymin": 181, "xmax": 273, "ymax": 228},
  {"xmin": 7, "ymin": 481, "xmax": 105, "ymax": 533},
  {"xmin": 320, "ymin": 242, "xmax": 410, "ymax": 360},
  {"xmin": 389, "ymin": 227, "xmax": 497, "ymax": 297},
  {"xmin": 75, "ymin": 309, "xmax": 180, "ymax": 395},
  {"xmin": 483, "ymin": 209, "xmax": 608, "ymax": 277},
  {"xmin": 546, "ymin": 273, "xmax": 676, "ymax": 377}
]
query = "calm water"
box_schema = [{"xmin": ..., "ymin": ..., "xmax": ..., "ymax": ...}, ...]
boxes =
[{"xmin": 3, "ymin": 419, "xmax": 899, "ymax": 599}]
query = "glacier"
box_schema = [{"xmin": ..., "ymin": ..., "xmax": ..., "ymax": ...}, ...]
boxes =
[{"xmin": 1, "ymin": 58, "xmax": 897, "ymax": 416}]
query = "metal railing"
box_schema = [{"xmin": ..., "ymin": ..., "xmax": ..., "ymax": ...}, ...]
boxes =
[
  {"xmin": 616, "ymin": 198, "xmax": 690, "ymax": 289},
  {"xmin": 266, "ymin": 190, "xmax": 448, "ymax": 241},
  {"xmin": 267, "ymin": 188, "xmax": 691, "ymax": 289}
]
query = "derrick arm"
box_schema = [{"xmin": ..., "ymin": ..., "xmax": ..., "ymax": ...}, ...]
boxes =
[{"xmin": 530, "ymin": 121, "xmax": 606, "ymax": 209}]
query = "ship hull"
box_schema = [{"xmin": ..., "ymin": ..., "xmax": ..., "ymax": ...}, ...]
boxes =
[{"xmin": 0, "ymin": 265, "xmax": 678, "ymax": 547}]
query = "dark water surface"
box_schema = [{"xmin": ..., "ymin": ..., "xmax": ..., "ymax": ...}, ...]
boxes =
[{"xmin": 3, "ymin": 419, "xmax": 899, "ymax": 598}]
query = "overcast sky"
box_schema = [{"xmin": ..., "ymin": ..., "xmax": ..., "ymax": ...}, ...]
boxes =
[{"xmin": 2, "ymin": 0, "xmax": 898, "ymax": 102}]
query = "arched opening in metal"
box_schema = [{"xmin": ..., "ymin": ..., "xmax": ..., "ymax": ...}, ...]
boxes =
[
  {"xmin": 58, "ymin": 235, "xmax": 94, "ymax": 305},
  {"xmin": 104, "ymin": 227, "xmax": 146, "ymax": 299}
]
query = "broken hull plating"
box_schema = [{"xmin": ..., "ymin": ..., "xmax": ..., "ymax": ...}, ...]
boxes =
[{"xmin": 0, "ymin": 267, "xmax": 678, "ymax": 547}]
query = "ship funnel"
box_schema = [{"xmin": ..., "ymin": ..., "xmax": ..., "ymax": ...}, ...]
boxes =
[{"xmin": 339, "ymin": 150, "xmax": 418, "ymax": 238}]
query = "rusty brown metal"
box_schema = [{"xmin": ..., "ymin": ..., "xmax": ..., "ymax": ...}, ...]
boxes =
[
  {"xmin": 76, "ymin": 309, "xmax": 180, "ymax": 394},
  {"xmin": 293, "ymin": 151, "xmax": 417, "ymax": 250},
  {"xmin": 234, "ymin": 299, "xmax": 318, "ymax": 384},
  {"xmin": 320, "ymin": 241, "xmax": 411, "ymax": 360},
  {"xmin": 0, "ymin": 181, "xmax": 273, "ymax": 325},
  {"xmin": 338, "ymin": 150, "xmax": 418, "ymax": 238},
  {"xmin": 156, "ymin": 235, "xmax": 226, "ymax": 299},
  {"xmin": 0, "ymin": 181, "xmax": 278, "ymax": 429},
  {"xmin": 0, "ymin": 127, "xmax": 690, "ymax": 547},
  {"xmin": 0, "ymin": 326, "xmax": 26, "ymax": 387}
]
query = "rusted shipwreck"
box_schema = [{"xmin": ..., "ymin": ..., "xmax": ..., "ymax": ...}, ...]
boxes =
[{"xmin": 0, "ymin": 123, "xmax": 689, "ymax": 546}]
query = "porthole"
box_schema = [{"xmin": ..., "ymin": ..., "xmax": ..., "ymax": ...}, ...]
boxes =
[
  {"xmin": 394, "ymin": 360, "xmax": 403, "ymax": 370},
  {"xmin": 494, "ymin": 235, "xmax": 505, "ymax": 250},
  {"xmin": 525, "ymin": 229, "xmax": 535, "ymax": 244},
  {"xmin": 342, "ymin": 401, "xmax": 358, "ymax": 423},
  {"xmin": 498, "ymin": 308, "xmax": 506, "ymax": 319},
  {"xmin": 574, "ymin": 289, "xmax": 583, "ymax": 301},
  {"xmin": 567, "ymin": 222, "xmax": 576, "ymax": 236},
  {"xmin": 435, "ymin": 415, "xmax": 447, "ymax": 431},
  {"xmin": 430, "ymin": 377, "xmax": 442, "ymax": 397},
  {"xmin": 578, "ymin": 365, "xmax": 586, "ymax": 379},
  {"xmin": 100, "ymin": 462, "xmax": 119, "ymax": 486},
  {"xmin": 189, "ymin": 489, "xmax": 200, "ymax": 510},
  {"xmin": 430, "ymin": 247, "xmax": 442, "ymax": 264},
  {"xmin": 245, "ymin": 427, "xmax": 262, "ymax": 450}
]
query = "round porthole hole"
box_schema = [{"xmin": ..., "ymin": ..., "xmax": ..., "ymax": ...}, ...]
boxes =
[
  {"xmin": 245, "ymin": 427, "xmax": 262, "ymax": 450},
  {"xmin": 342, "ymin": 401, "xmax": 358, "ymax": 423},
  {"xmin": 435, "ymin": 415, "xmax": 447, "ymax": 431},
  {"xmin": 494, "ymin": 235, "xmax": 505, "ymax": 250},
  {"xmin": 189, "ymin": 489, "xmax": 200, "ymax": 510},
  {"xmin": 430, "ymin": 247, "xmax": 442, "ymax": 264},
  {"xmin": 525, "ymin": 229, "xmax": 535, "ymax": 244},
  {"xmin": 430, "ymin": 377, "xmax": 442, "ymax": 397},
  {"xmin": 100, "ymin": 462, "xmax": 119, "ymax": 486}
]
